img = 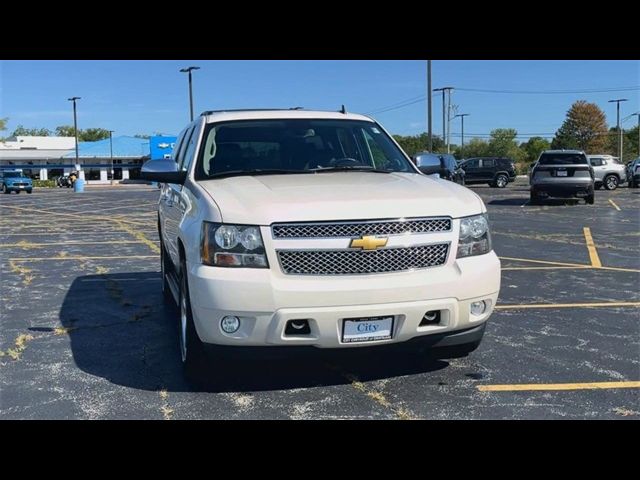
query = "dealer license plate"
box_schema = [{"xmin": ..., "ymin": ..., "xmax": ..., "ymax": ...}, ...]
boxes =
[{"xmin": 342, "ymin": 316, "xmax": 394, "ymax": 343}]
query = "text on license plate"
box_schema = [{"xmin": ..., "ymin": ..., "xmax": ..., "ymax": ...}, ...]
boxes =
[
  {"xmin": 342, "ymin": 316, "xmax": 394, "ymax": 343},
  {"xmin": 556, "ymin": 170, "xmax": 568, "ymax": 176}
]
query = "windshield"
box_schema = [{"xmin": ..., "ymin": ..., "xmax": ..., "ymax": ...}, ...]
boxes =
[
  {"xmin": 3, "ymin": 172, "xmax": 23, "ymax": 178},
  {"xmin": 195, "ymin": 119, "xmax": 414, "ymax": 179},
  {"xmin": 538, "ymin": 153, "xmax": 588, "ymax": 165}
]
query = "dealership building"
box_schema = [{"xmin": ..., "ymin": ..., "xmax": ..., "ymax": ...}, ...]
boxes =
[{"xmin": 0, "ymin": 135, "xmax": 177, "ymax": 183}]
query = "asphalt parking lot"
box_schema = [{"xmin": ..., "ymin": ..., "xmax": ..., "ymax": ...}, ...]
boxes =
[{"xmin": 1, "ymin": 179, "xmax": 638, "ymax": 419}]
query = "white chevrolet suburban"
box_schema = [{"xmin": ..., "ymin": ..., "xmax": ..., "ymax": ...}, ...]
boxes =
[{"xmin": 141, "ymin": 109, "xmax": 501, "ymax": 382}]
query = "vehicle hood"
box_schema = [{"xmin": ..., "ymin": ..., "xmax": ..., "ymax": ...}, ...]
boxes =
[{"xmin": 199, "ymin": 172, "xmax": 484, "ymax": 224}]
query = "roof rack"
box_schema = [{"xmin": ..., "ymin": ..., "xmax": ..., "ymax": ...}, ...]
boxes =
[{"xmin": 200, "ymin": 108, "xmax": 304, "ymax": 116}]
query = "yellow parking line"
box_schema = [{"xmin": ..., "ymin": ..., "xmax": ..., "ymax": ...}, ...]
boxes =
[
  {"xmin": 608, "ymin": 199, "xmax": 621, "ymax": 211},
  {"xmin": 583, "ymin": 227, "xmax": 602, "ymax": 268},
  {"xmin": 0, "ymin": 240, "xmax": 157, "ymax": 247},
  {"xmin": 9, "ymin": 255, "xmax": 158, "ymax": 261},
  {"xmin": 495, "ymin": 301, "xmax": 640, "ymax": 310},
  {"xmin": 501, "ymin": 266, "xmax": 591, "ymax": 271},
  {"xmin": 478, "ymin": 381, "xmax": 640, "ymax": 392},
  {"xmin": 499, "ymin": 256, "xmax": 589, "ymax": 268}
]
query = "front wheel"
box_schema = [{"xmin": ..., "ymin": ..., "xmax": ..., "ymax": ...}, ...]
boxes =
[
  {"xmin": 2, "ymin": 185, "xmax": 9, "ymax": 194},
  {"xmin": 586, "ymin": 194, "xmax": 595, "ymax": 205},
  {"xmin": 179, "ymin": 259, "xmax": 208, "ymax": 384},
  {"xmin": 604, "ymin": 175, "xmax": 619, "ymax": 191},
  {"xmin": 26, "ymin": 189, "xmax": 33, "ymax": 194},
  {"xmin": 15, "ymin": 190, "xmax": 20, "ymax": 194},
  {"xmin": 493, "ymin": 174, "xmax": 509, "ymax": 188},
  {"xmin": 530, "ymin": 193, "xmax": 540, "ymax": 205}
]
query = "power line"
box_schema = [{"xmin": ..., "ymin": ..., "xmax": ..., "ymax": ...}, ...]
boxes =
[
  {"xmin": 455, "ymin": 86, "xmax": 640, "ymax": 94},
  {"xmin": 366, "ymin": 85, "xmax": 640, "ymax": 116}
]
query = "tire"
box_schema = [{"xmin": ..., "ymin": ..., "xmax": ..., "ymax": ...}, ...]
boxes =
[
  {"xmin": 493, "ymin": 174, "xmax": 509, "ymax": 188},
  {"xmin": 430, "ymin": 340, "xmax": 482, "ymax": 359},
  {"xmin": 2, "ymin": 185, "xmax": 9, "ymax": 194},
  {"xmin": 15, "ymin": 190, "xmax": 20, "ymax": 194},
  {"xmin": 179, "ymin": 258, "xmax": 208, "ymax": 384},
  {"xmin": 604, "ymin": 175, "xmax": 619, "ymax": 191},
  {"xmin": 26, "ymin": 189, "xmax": 32, "ymax": 194},
  {"xmin": 586, "ymin": 194, "xmax": 595, "ymax": 205},
  {"xmin": 530, "ymin": 192, "xmax": 540, "ymax": 205},
  {"xmin": 595, "ymin": 183, "xmax": 603, "ymax": 190}
]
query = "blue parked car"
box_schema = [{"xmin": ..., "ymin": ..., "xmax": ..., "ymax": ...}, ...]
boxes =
[{"xmin": 1, "ymin": 169, "xmax": 33, "ymax": 194}]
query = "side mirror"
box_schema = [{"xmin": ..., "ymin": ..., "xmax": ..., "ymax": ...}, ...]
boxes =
[
  {"xmin": 140, "ymin": 160, "xmax": 187, "ymax": 185},
  {"xmin": 414, "ymin": 153, "xmax": 443, "ymax": 175}
]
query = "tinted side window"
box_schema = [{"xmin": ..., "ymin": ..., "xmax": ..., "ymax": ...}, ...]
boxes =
[
  {"xmin": 465, "ymin": 159, "xmax": 480, "ymax": 168},
  {"xmin": 175, "ymin": 126, "xmax": 194, "ymax": 167},
  {"xmin": 589, "ymin": 158, "xmax": 603, "ymax": 166},
  {"xmin": 482, "ymin": 159, "xmax": 495, "ymax": 168},
  {"xmin": 180, "ymin": 125, "xmax": 200, "ymax": 172}
]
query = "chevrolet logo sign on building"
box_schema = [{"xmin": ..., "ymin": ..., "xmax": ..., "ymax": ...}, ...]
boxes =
[{"xmin": 350, "ymin": 235, "xmax": 388, "ymax": 250}]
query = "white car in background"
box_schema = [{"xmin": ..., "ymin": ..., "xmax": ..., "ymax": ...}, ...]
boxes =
[
  {"xmin": 141, "ymin": 108, "xmax": 501, "ymax": 383},
  {"xmin": 587, "ymin": 154, "xmax": 627, "ymax": 190}
]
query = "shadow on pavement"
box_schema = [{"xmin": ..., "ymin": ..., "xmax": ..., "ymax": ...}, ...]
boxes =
[{"xmin": 59, "ymin": 272, "xmax": 449, "ymax": 393}]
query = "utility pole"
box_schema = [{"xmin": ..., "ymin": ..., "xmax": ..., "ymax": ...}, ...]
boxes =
[
  {"xmin": 446, "ymin": 88, "xmax": 453, "ymax": 153},
  {"xmin": 67, "ymin": 96, "xmax": 81, "ymax": 179},
  {"xmin": 609, "ymin": 98, "xmax": 628, "ymax": 161},
  {"xmin": 455, "ymin": 114, "xmax": 469, "ymax": 158},
  {"xmin": 109, "ymin": 130, "xmax": 115, "ymax": 185},
  {"xmin": 427, "ymin": 61, "xmax": 432, "ymax": 152},
  {"xmin": 434, "ymin": 86, "xmax": 453, "ymax": 152},
  {"xmin": 180, "ymin": 66, "xmax": 201, "ymax": 121}
]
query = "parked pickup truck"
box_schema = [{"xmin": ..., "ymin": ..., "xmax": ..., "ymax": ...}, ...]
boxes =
[{"xmin": 141, "ymin": 109, "xmax": 501, "ymax": 382}]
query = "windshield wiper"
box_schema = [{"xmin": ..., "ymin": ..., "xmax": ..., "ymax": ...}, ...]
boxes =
[
  {"xmin": 310, "ymin": 166, "xmax": 393, "ymax": 173},
  {"xmin": 208, "ymin": 169, "xmax": 313, "ymax": 179}
]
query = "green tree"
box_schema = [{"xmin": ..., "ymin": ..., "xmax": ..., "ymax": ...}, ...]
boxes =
[
  {"xmin": 55, "ymin": 125, "xmax": 77, "ymax": 137},
  {"xmin": 520, "ymin": 136, "xmax": 551, "ymax": 163},
  {"xmin": 551, "ymin": 100, "xmax": 609, "ymax": 153},
  {"xmin": 11, "ymin": 125, "xmax": 52, "ymax": 136},
  {"xmin": 0, "ymin": 117, "xmax": 7, "ymax": 141},
  {"xmin": 80, "ymin": 128, "xmax": 110, "ymax": 142},
  {"xmin": 55, "ymin": 125, "xmax": 110, "ymax": 141},
  {"xmin": 461, "ymin": 138, "xmax": 490, "ymax": 158},
  {"xmin": 392, "ymin": 133, "xmax": 445, "ymax": 157},
  {"xmin": 606, "ymin": 126, "xmax": 639, "ymax": 162},
  {"xmin": 488, "ymin": 128, "xmax": 522, "ymax": 160}
]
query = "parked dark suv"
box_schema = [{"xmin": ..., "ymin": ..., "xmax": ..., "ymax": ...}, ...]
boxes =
[
  {"xmin": 460, "ymin": 157, "xmax": 516, "ymax": 188},
  {"xmin": 412, "ymin": 152, "xmax": 465, "ymax": 185}
]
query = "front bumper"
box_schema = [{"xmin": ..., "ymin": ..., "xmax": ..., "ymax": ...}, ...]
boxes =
[
  {"xmin": 187, "ymin": 251, "xmax": 500, "ymax": 348},
  {"xmin": 4, "ymin": 184, "xmax": 32, "ymax": 192}
]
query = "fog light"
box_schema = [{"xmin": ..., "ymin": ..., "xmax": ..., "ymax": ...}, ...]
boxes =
[
  {"xmin": 470, "ymin": 301, "xmax": 487, "ymax": 316},
  {"xmin": 221, "ymin": 316, "xmax": 240, "ymax": 333}
]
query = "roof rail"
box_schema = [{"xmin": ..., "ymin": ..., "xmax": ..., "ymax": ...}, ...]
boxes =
[{"xmin": 200, "ymin": 108, "xmax": 304, "ymax": 116}]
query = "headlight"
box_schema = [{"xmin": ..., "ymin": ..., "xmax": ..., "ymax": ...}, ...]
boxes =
[
  {"xmin": 202, "ymin": 222, "xmax": 268, "ymax": 268},
  {"xmin": 457, "ymin": 213, "xmax": 491, "ymax": 258}
]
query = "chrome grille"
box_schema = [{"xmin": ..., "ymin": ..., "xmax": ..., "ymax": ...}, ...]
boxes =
[
  {"xmin": 278, "ymin": 244, "xmax": 449, "ymax": 275},
  {"xmin": 272, "ymin": 217, "xmax": 451, "ymax": 238}
]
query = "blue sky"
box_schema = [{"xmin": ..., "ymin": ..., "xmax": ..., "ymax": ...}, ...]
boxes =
[{"xmin": 1, "ymin": 60, "xmax": 638, "ymax": 141}]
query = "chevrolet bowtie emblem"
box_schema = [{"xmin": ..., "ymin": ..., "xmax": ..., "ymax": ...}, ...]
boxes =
[{"xmin": 350, "ymin": 235, "xmax": 388, "ymax": 250}]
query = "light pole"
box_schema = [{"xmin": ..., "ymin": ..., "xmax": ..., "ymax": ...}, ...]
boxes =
[
  {"xmin": 434, "ymin": 86, "xmax": 453, "ymax": 153},
  {"xmin": 455, "ymin": 113, "xmax": 469, "ymax": 158},
  {"xmin": 68, "ymin": 96, "xmax": 81, "ymax": 179},
  {"xmin": 609, "ymin": 98, "xmax": 628, "ymax": 162},
  {"xmin": 427, "ymin": 61, "xmax": 432, "ymax": 152},
  {"xmin": 109, "ymin": 130, "xmax": 115, "ymax": 185},
  {"xmin": 180, "ymin": 66, "xmax": 200, "ymax": 121}
]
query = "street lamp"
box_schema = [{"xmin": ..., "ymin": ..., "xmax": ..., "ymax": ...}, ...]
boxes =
[
  {"xmin": 67, "ymin": 96, "xmax": 81, "ymax": 179},
  {"xmin": 454, "ymin": 113, "xmax": 470, "ymax": 158},
  {"xmin": 434, "ymin": 86, "xmax": 454, "ymax": 152},
  {"xmin": 608, "ymin": 99, "xmax": 628, "ymax": 162},
  {"xmin": 180, "ymin": 66, "xmax": 200, "ymax": 121},
  {"xmin": 109, "ymin": 130, "xmax": 115, "ymax": 185}
]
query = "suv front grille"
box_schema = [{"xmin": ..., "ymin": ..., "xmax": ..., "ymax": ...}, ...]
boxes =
[
  {"xmin": 272, "ymin": 217, "xmax": 451, "ymax": 238},
  {"xmin": 278, "ymin": 244, "xmax": 449, "ymax": 275}
]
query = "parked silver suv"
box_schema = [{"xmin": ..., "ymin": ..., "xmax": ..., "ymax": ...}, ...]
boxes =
[{"xmin": 587, "ymin": 155, "xmax": 627, "ymax": 190}]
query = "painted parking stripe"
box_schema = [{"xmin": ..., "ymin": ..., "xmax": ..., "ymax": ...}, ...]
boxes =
[
  {"xmin": 583, "ymin": 227, "xmax": 602, "ymax": 268},
  {"xmin": 495, "ymin": 301, "xmax": 640, "ymax": 310},
  {"xmin": 609, "ymin": 199, "xmax": 621, "ymax": 211},
  {"xmin": 477, "ymin": 381, "xmax": 640, "ymax": 392}
]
